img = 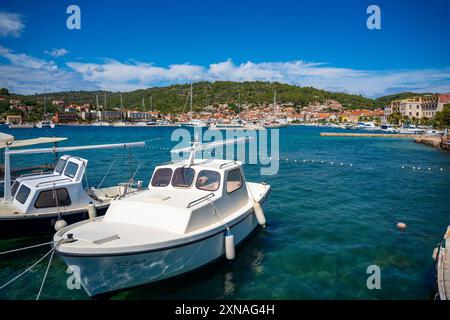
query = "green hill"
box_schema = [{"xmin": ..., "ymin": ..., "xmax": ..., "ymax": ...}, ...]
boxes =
[{"xmin": 1, "ymin": 81, "xmax": 436, "ymax": 114}]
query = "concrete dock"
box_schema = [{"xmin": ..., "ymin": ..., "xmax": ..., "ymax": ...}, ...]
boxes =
[{"xmin": 320, "ymin": 132, "xmax": 415, "ymax": 138}]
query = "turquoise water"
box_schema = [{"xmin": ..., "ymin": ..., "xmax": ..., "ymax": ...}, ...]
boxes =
[{"xmin": 0, "ymin": 125, "xmax": 449, "ymax": 300}]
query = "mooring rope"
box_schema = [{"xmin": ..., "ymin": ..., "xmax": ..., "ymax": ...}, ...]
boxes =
[
  {"xmin": 208, "ymin": 198, "xmax": 231, "ymax": 233},
  {"xmin": 0, "ymin": 246, "xmax": 55, "ymax": 291},
  {"xmin": 0, "ymin": 241, "xmax": 54, "ymax": 256},
  {"xmin": 36, "ymin": 248, "xmax": 56, "ymax": 300}
]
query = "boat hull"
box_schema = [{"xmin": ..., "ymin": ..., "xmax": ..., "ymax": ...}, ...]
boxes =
[
  {"xmin": 59, "ymin": 210, "xmax": 260, "ymax": 297},
  {"xmin": 0, "ymin": 207, "xmax": 108, "ymax": 239}
]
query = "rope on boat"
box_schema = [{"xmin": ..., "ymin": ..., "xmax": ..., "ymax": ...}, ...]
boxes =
[
  {"xmin": 0, "ymin": 238, "xmax": 74, "ymax": 299},
  {"xmin": 96, "ymin": 156, "xmax": 119, "ymax": 189},
  {"xmin": 208, "ymin": 198, "xmax": 230, "ymax": 233},
  {"xmin": 0, "ymin": 240, "xmax": 54, "ymax": 255},
  {"xmin": 36, "ymin": 248, "xmax": 55, "ymax": 300},
  {"xmin": 0, "ymin": 246, "xmax": 55, "ymax": 291}
]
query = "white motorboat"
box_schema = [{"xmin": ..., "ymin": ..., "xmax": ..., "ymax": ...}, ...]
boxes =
[
  {"xmin": 9, "ymin": 123, "xmax": 35, "ymax": 129},
  {"xmin": 180, "ymin": 119, "xmax": 208, "ymax": 128},
  {"xmin": 54, "ymin": 138, "xmax": 271, "ymax": 297},
  {"xmin": 425, "ymin": 129, "xmax": 444, "ymax": 136},
  {"xmin": 398, "ymin": 125, "xmax": 426, "ymax": 135},
  {"xmin": 0, "ymin": 137, "xmax": 145, "ymax": 239},
  {"xmin": 36, "ymin": 120, "xmax": 55, "ymax": 128},
  {"xmin": 380, "ymin": 124, "xmax": 398, "ymax": 133},
  {"xmin": 356, "ymin": 121, "xmax": 380, "ymax": 130}
]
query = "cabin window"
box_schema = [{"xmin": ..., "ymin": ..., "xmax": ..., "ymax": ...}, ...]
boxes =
[
  {"xmin": 226, "ymin": 169, "xmax": 243, "ymax": 193},
  {"xmin": 54, "ymin": 159, "xmax": 67, "ymax": 174},
  {"xmin": 11, "ymin": 181, "xmax": 20, "ymax": 197},
  {"xmin": 196, "ymin": 170, "xmax": 220, "ymax": 191},
  {"xmin": 151, "ymin": 168, "xmax": 173, "ymax": 187},
  {"xmin": 15, "ymin": 185, "xmax": 31, "ymax": 204},
  {"xmin": 34, "ymin": 188, "xmax": 71, "ymax": 208},
  {"xmin": 171, "ymin": 167, "xmax": 195, "ymax": 188},
  {"xmin": 64, "ymin": 162, "xmax": 79, "ymax": 178}
]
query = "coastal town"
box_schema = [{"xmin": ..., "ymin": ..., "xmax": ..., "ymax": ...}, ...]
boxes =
[{"xmin": 1, "ymin": 90, "xmax": 449, "ymax": 129}]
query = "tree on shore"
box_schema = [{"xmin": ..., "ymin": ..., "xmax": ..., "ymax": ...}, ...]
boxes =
[{"xmin": 435, "ymin": 104, "xmax": 450, "ymax": 128}]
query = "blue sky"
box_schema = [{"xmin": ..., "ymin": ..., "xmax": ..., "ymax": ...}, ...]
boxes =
[{"xmin": 0, "ymin": 0, "xmax": 449, "ymax": 97}]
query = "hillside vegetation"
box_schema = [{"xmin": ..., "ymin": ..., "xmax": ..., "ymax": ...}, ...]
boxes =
[{"xmin": 2, "ymin": 81, "xmax": 434, "ymax": 113}]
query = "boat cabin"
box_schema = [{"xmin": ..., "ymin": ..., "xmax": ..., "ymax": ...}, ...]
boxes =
[
  {"xmin": 103, "ymin": 159, "xmax": 254, "ymax": 234},
  {"xmin": 9, "ymin": 155, "xmax": 92, "ymax": 214}
]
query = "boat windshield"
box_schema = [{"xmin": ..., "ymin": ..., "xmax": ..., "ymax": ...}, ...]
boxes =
[
  {"xmin": 11, "ymin": 180, "xmax": 20, "ymax": 197},
  {"xmin": 15, "ymin": 185, "xmax": 31, "ymax": 204},
  {"xmin": 151, "ymin": 168, "xmax": 173, "ymax": 187},
  {"xmin": 54, "ymin": 159, "xmax": 67, "ymax": 174},
  {"xmin": 64, "ymin": 162, "xmax": 79, "ymax": 178},
  {"xmin": 171, "ymin": 167, "xmax": 195, "ymax": 188},
  {"xmin": 196, "ymin": 170, "xmax": 220, "ymax": 191}
]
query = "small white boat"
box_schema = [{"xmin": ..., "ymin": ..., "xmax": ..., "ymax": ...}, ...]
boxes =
[
  {"xmin": 398, "ymin": 125, "xmax": 426, "ymax": 135},
  {"xmin": 262, "ymin": 121, "xmax": 289, "ymax": 129},
  {"xmin": 180, "ymin": 119, "xmax": 208, "ymax": 128},
  {"xmin": 54, "ymin": 138, "xmax": 271, "ymax": 297},
  {"xmin": 36, "ymin": 120, "xmax": 55, "ymax": 128},
  {"xmin": 9, "ymin": 123, "xmax": 35, "ymax": 129},
  {"xmin": 425, "ymin": 129, "xmax": 444, "ymax": 136},
  {"xmin": 0, "ymin": 137, "xmax": 145, "ymax": 238}
]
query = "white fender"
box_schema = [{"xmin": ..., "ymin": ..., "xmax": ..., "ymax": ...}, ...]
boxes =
[
  {"xmin": 225, "ymin": 233, "xmax": 235, "ymax": 260},
  {"xmin": 88, "ymin": 202, "xmax": 97, "ymax": 219},
  {"xmin": 54, "ymin": 218, "xmax": 68, "ymax": 231},
  {"xmin": 253, "ymin": 202, "xmax": 266, "ymax": 228}
]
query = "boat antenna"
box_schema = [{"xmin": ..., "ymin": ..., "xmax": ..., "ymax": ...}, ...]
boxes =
[{"xmin": 171, "ymin": 136, "xmax": 251, "ymax": 166}]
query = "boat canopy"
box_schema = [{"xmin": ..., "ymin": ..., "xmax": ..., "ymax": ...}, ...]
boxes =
[{"xmin": 0, "ymin": 137, "xmax": 67, "ymax": 149}]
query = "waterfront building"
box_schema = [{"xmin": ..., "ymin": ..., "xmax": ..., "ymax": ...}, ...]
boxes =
[
  {"xmin": 387, "ymin": 94, "xmax": 450, "ymax": 121},
  {"xmin": 6, "ymin": 115, "xmax": 22, "ymax": 124},
  {"xmin": 53, "ymin": 112, "xmax": 78, "ymax": 123}
]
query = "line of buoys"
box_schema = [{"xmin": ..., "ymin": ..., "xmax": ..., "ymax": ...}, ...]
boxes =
[{"xmin": 396, "ymin": 222, "xmax": 407, "ymax": 230}]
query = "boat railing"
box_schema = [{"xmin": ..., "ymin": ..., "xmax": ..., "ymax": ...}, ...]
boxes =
[
  {"xmin": 187, "ymin": 192, "xmax": 215, "ymax": 208},
  {"xmin": 19, "ymin": 171, "xmax": 54, "ymax": 178},
  {"xmin": 36, "ymin": 178, "xmax": 72, "ymax": 187},
  {"xmin": 219, "ymin": 161, "xmax": 236, "ymax": 169}
]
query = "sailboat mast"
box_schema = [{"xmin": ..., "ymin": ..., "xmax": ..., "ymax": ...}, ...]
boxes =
[
  {"xmin": 190, "ymin": 83, "xmax": 193, "ymax": 113},
  {"xmin": 96, "ymin": 93, "xmax": 99, "ymax": 121},
  {"xmin": 238, "ymin": 92, "xmax": 241, "ymax": 114},
  {"xmin": 142, "ymin": 96, "xmax": 146, "ymax": 120},
  {"xmin": 273, "ymin": 91, "xmax": 276, "ymax": 112},
  {"xmin": 104, "ymin": 93, "xmax": 107, "ymax": 121},
  {"xmin": 120, "ymin": 93, "xmax": 124, "ymax": 122},
  {"xmin": 43, "ymin": 84, "xmax": 47, "ymax": 118}
]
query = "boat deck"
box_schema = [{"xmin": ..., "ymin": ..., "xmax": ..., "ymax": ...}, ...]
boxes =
[{"xmin": 436, "ymin": 226, "xmax": 450, "ymax": 300}]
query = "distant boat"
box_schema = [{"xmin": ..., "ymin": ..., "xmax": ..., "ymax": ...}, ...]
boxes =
[
  {"xmin": 381, "ymin": 124, "xmax": 398, "ymax": 132},
  {"xmin": 357, "ymin": 122, "xmax": 379, "ymax": 130},
  {"xmin": 180, "ymin": 119, "xmax": 208, "ymax": 128},
  {"xmin": 36, "ymin": 120, "xmax": 55, "ymax": 128},
  {"xmin": 180, "ymin": 83, "xmax": 209, "ymax": 128},
  {"xmin": 9, "ymin": 123, "xmax": 35, "ymax": 129},
  {"xmin": 262, "ymin": 92, "xmax": 290, "ymax": 129},
  {"xmin": 398, "ymin": 124, "xmax": 425, "ymax": 135}
]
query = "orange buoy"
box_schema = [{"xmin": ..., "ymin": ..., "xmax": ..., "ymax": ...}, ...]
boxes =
[{"xmin": 397, "ymin": 222, "xmax": 407, "ymax": 230}]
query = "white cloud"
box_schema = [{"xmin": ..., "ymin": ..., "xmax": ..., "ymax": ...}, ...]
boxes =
[
  {"xmin": 44, "ymin": 48, "xmax": 69, "ymax": 58},
  {"xmin": 0, "ymin": 11, "xmax": 25, "ymax": 37},
  {"xmin": 0, "ymin": 43, "xmax": 449, "ymax": 97},
  {"xmin": 66, "ymin": 58, "xmax": 450, "ymax": 97},
  {"xmin": 0, "ymin": 45, "xmax": 57, "ymax": 71}
]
